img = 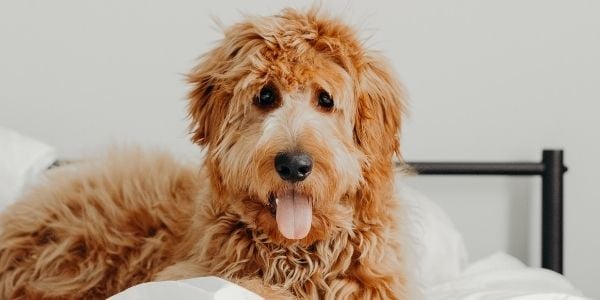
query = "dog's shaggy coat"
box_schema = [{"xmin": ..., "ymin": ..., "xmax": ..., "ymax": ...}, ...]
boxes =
[{"xmin": 0, "ymin": 8, "xmax": 408, "ymax": 299}]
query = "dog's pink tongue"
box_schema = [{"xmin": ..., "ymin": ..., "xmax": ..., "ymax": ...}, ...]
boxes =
[{"xmin": 275, "ymin": 190, "xmax": 312, "ymax": 240}]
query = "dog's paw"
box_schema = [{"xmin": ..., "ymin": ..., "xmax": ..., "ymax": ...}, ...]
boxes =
[{"xmin": 236, "ymin": 278, "xmax": 296, "ymax": 300}]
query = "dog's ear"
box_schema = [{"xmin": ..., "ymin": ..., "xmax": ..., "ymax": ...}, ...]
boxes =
[
  {"xmin": 187, "ymin": 46, "xmax": 234, "ymax": 146},
  {"xmin": 354, "ymin": 52, "xmax": 405, "ymax": 160}
]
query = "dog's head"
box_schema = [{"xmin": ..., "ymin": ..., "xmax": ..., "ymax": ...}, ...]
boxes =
[{"xmin": 188, "ymin": 8, "xmax": 404, "ymax": 245}]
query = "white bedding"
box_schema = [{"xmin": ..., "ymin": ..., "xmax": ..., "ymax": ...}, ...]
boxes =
[
  {"xmin": 108, "ymin": 252, "xmax": 586, "ymax": 300},
  {"xmin": 109, "ymin": 277, "xmax": 261, "ymax": 300},
  {"xmin": 108, "ymin": 252, "xmax": 586, "ymax": 299},
  {"xmin": 426, "ymin": 252, "xmax": 586, "ymax": 300}
]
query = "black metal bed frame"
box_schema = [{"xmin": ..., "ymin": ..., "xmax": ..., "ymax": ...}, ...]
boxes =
[{"xmin": 403, "ymin": 149, "xmax": 567, "ymax": 274}]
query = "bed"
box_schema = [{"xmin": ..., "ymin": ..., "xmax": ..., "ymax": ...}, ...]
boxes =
[{"xmin": 0, "ymin": 127, "xmax": 586, "ymax": 299}]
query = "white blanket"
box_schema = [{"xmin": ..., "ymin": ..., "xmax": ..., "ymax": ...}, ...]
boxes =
[
  {"xmin": 109, "ymin": 277, "xmax": 261, "ymax": 300},
  {"xmin": 426, "ymin": 252, "xmax": 587, "ymax": 300}
]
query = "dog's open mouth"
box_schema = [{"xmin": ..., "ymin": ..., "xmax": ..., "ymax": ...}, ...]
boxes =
[{"xmin": 268, "ymin": 189, "xmax": 312, "ymax": 240}]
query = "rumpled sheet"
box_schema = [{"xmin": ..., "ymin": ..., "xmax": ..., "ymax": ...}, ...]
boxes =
[
  {"xmin": 425, "ymin": 252, "xmax": 588, "ymax": 300},
  {"xmin": 109, "ymin": 276, "xmax": 262, "ymax": 300}
]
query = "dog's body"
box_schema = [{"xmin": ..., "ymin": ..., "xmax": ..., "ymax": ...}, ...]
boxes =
[{"xmin": 0, "ymin": 8, "xmax": 408, "ymax": 299}]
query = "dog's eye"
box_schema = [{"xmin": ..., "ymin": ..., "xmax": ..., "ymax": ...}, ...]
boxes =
[
  {"xmin": 255, "ymin": 85, "xmax": 279, "ymax": 108},
  {"xmin": 317, "ymin": 90, "xmax": 334, "ymax": 109}
]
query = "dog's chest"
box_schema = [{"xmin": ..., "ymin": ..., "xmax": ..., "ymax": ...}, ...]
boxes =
[
  {"xmin": 248, "ymin": 236, "xmax": 358, "ymax": 295},
  {"xmin": 210, "ymin": 229, "xmax": 357, "ymax": 296}
]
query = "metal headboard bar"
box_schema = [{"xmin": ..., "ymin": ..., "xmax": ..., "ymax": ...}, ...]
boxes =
[
  {"xmin": 403, "ymin": 149, "xmax": 567, "ymax": 274},
  {"xmin": 541, "ymin": 150, "xmax": 565, "ymax": 274}
]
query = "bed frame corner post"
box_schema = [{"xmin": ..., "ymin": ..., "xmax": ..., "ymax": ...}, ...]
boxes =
[{"xmin": 541, "ymin": 149, "xmax": 565, "ymax": 274}]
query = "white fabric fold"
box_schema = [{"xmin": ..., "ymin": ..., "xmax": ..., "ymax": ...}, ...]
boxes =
[
  {"xmin": 426, "ymin": 252, "xmax": 588, "ymax": 300},
  {"xmin": 109, "ymin": 276, "xmax": 262, "ymax": 300},
  {"xmin": 0, "ymin": 127, "xmax": 56, "ymax": 210}
]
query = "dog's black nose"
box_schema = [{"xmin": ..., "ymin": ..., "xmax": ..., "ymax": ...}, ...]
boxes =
[{"xmin": 274, "ymin": 152, "xmax": 313, "ymax": 182}]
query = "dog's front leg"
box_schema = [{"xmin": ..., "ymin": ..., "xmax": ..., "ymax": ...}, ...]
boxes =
[
  {"xmin": 326, "ymin": 276, "xmax": 403, "ymax": 300},
  {"xmin": 153, "ymin": 260, "xmax": 206, "ymax": 281},
  {"xmin": 234, "ymin": 277, "xmax": 295, "ymax": 300}
]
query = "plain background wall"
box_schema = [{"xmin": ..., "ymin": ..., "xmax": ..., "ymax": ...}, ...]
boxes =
[{"xmin": 1, "ymin": 0, "xmax": 599, "ymax": 297}]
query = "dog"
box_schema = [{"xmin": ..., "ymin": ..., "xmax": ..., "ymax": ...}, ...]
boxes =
[{"xmin": 0, "ymin": 8, "xmax": 408, "ymax": 299}]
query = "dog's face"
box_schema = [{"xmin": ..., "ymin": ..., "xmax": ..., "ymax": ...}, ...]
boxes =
[{"xmin": 188, "ymin": 9, "xmax": 404, "ymax": 245}]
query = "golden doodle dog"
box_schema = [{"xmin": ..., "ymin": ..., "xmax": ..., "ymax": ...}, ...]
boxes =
[{"xmin": 0, "ymin": 8, "xmax": 409, "ymax": 299}]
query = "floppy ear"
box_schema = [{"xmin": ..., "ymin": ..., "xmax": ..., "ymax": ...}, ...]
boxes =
[
  {"xmin": 354, "ymin": 53, "xmax": 405, "ymax": 161},
  {"xmin": 188, "ymin": 20, "xmax": 265, "ymax": 146},
  {"xmin": 187, "ymin": 45, "xmax": 235, "ymax": 146},
  {"xmin": 188, "ymin": 75, "xmax": 222, "ymax": 146}
]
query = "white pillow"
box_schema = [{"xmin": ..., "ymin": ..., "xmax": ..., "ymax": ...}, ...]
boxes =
[
  {"xmin": 0, "ymin": 127, "xmax": 56, "ymax": 211},
  {"xmin": 396, "ymin": 182, "xmax": 468, "ymax": 288}
]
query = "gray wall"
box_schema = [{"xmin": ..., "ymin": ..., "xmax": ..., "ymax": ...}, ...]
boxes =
[{"xmin": 1, "ymin": 0, "xmax": 598, "ymax": 297}]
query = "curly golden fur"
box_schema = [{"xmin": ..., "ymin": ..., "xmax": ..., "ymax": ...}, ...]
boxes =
[{"xmin": 0, "ymin": 8, "xmax": 408, "ymax": 299}]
